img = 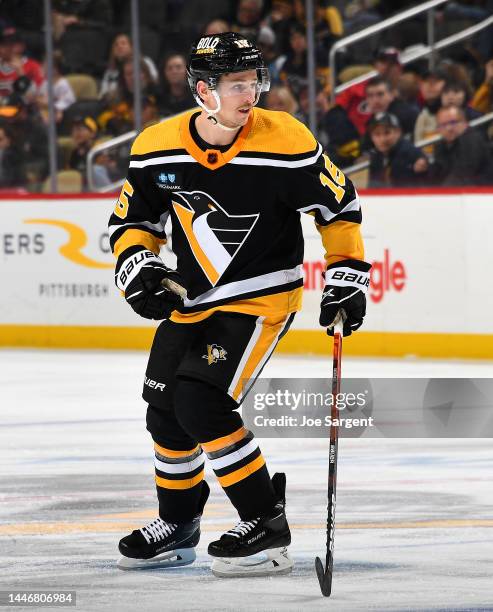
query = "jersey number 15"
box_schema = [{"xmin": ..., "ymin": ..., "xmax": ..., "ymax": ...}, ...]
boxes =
[{"xmin": 319, "ymin": 153, "xmax": 346, "ymax": 204}]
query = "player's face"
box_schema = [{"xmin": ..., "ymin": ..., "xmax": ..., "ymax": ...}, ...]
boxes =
[
  {"xmin": 370, "ymin": 125, "xmax": 400, "ymax": 154},
  {"xmin": 216, "ymin": 70, "xmax": 259, "ymax": 127}
]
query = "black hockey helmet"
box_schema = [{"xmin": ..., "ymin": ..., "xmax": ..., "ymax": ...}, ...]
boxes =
[{"xmin": 187, "ymin": 32, "xmax": 270, "ymax": 106}]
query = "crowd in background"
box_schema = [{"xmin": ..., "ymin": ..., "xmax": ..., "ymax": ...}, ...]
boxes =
[{"xmin": 0, "ymin": 0, "xmax": 493, "ymax": 191}]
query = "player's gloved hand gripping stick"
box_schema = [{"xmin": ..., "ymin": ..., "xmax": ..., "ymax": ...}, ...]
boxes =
[
  {"xmin": 115, "ymin": 248, "xmax": 186, "ymax": 320},
  {"xmin": 319, "ymin": 259, "xmax": 371, "ymax": 336},
  {"xmin": 315, "ymin": 313, "xmax": 344, "ymax": 597}
]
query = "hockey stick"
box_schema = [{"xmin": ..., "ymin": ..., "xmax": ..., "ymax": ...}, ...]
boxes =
[
  {"xmin": 161, "ymin": 277, "xmax": 187, "ymax": 299},
  {"xmin": 315, "ymin": 314, "xmax": 344, "ymax": 597}
]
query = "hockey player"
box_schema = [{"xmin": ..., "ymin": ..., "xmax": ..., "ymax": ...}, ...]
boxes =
[{"xmin": 109, "ymin": 32, "xmax": 370, "ymax": 577}]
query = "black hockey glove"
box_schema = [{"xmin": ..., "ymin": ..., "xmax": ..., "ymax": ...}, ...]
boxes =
[
  {"xmin": 115, "ymin": 247, "xmax": 184, "ymax": 320},
  {"xmin": 319, "ymin": 259, "xmax": 372, "ymax": 337}
]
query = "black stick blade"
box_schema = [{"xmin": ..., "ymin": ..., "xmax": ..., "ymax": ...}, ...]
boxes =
[{"xmin": 315, "ymin": 556, "xmax": 333, "ymax": 597}]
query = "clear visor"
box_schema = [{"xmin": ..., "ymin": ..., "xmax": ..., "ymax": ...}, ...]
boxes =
[{"xmin": 215, "ymin": 68, "xmax": 270, "ymax": 105}]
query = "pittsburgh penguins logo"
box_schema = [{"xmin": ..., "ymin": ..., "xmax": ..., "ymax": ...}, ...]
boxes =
[
  {"xmin": 172, "ymin": 191, "xmax": 259, "ymax": 286},
  {"xmin": 203, "ymin": 344, "xmax": 227, "ymax": 365}
]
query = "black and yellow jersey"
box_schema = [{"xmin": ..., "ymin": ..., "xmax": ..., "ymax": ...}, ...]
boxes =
[{"xmin": 108, "ymin": 107, "xmax": 365, "ymax": 323}]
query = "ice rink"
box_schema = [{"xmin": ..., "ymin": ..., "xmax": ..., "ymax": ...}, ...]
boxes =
[{"xmin": 1, "ymin": 349, "xmax": 492, "ymax": 612}]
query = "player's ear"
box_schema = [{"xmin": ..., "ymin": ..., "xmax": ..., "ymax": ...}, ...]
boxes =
[{"xmin": 196, "ymin": 80, "xmax": 209, "ymax": 100}]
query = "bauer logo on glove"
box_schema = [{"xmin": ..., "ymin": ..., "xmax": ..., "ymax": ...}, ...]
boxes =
[
  {"xmin": 115, "ymin": 246, "xmax": 185, "ymax": 320},
  {"xmin": 319, "ymin": 259, "xmax": 372, "ymax": 337}
]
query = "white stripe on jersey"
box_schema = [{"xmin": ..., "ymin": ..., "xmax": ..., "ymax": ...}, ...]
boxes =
[
  {"xmin": 297, "ymin": 196, "xmax": 360, "ymax": 222},
  {"xmin": 182, "ymin": 265, "xmax": 303, "ymax": 308},
  {"xmin": 130, "ymin": 154, "xmax": 195, "ymax": 168},
  {"xmin": 108, "ymin": 210, "xmax": 170, "ymax": 239},
  {"xmin": 127, "ymin": 144, "xmax": 323, "ymax": 170},
  {"xmin": 229, "ymin": 143, "xmax": 323, "ymax": 168}
]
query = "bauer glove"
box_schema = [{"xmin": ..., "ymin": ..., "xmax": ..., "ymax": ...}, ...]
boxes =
[
  {"xmin": 115, "ymin": 247, "xmax": 184, "ymax": 320},
  {"xmin": 319, "ymin": 259, "xmax": 371, "ymax": 337}
]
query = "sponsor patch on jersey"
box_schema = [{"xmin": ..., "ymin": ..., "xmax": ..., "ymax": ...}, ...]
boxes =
[
  {"xmin": 154, "ymin": 171, "xmax": 181, "ymax": 190},
  {"xmin": 202, "ymin": 344, "xmax": 227, "ymax": 365}
]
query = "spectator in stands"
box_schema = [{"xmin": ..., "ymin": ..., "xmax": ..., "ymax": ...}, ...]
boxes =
[
  {"xmin": 265, "ymin": 85, "xmax": 299, "ymax": 115},
  {"xmin": 99, "ymin": 33, "xmax": 158, "ymax": 102},
  {"xmin": 112, "ymin": 0, "xmax": 167, "ymax": 37},
  {"xmin": 440, "ymin": 80, "xmax": 482, "ymax": 122},
  {"xmin": 232, "ymin": 0, "xmax": 266, "ymax": 43},
  {"xmin": 324, "ymin": 107, "xmax": 361, "ymax": 166},
  {"xmin": 431, "ymin": 105, "xmax": 493, "ymax": 186},
  {"xmin": 4, "ymin": 94, "xmax": 48, "ymax": 186},
  {"xmin": 364, "ymin": 76, "xmax": 419, "ymax": 137},
  {"xmin": 293, "ymin": 0, "xmax": 343, "ymax": 56},
  {"xmin": 0, "ymin": 27, "xmax": 44, "ymax": 99},
  {"xmin": 0, "ymin": 122, "xmax": 26, "ymax": 188},
  {"xmin": 265, "ymin": 0, "xmax": 297, "ymax": 56},
  {"xmin": 52, "ymin": 0, "xmax": 113, "ymax": 75},
  {"xmin": 142, "ymin": 94, "xmax": 160, "ymax": 128},
  {"xmin": 368, "ymin": 112, "xmax": 428, "ymax": 188},
  {"xmin": 373, "ymin": 48, "xmax": 403, "ymax": 91},
  {"xmin": 414, "ymin": 69, "xmax": 447, "ymax": 145},
  {"xmin": 52, "ymin": 0, "xmax": 113, "ymax": 39},
  {"xmin": 297, "ymin": 81, "xmax": 360, "ymax": 164},
  {"xmin": 297, "ymin": 82, "xmax": 331, "ymax": 146},
  {"xmin": 91, "ymin": 148, "xmax": 120, "ymax": 189},
  {"xmin": 279, "ymin": 24, "xmax": 328, "ymax": 96},
  {"xmin": 0, "ymin": 0, "xmax": 45, "ymax": 60},
  {"xmin": 68, "ymin": 115, "xmax": 98, "ymax": 180},
  {"xmin": 37, "ymin": 50, "xmax": 75, "ymax": 125},
  {"xmin": 203, "ymin": 19, "xmax": 230, "ymax": 36},
  {"xmin": 157, "ymin": 53, "xmax": 195, "ymax": 117},
  {"xmin": 335, "ymin": 47, "xmax": 403, "ymax": 137},
  {"xmin": 256, "ymin": 26, "xmax": 284, "ymax": 85},
  {"xmin": 397, "ymin": 72, "xmax": 421, "ymax": 107},
  {"xmin": 471, "ymin": 58, "xmax": 493, "ymax": 114}
]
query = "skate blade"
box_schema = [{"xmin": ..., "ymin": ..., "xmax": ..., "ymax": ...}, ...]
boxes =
[
  {"xmin": 211, "ymin": 547, "xmax": 293, "ymax": 578},
  {"xmin": 117, "ymin": 547, "xmax": 196, "ymax": 570}
]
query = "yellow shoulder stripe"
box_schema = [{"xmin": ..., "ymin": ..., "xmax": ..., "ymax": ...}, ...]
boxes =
[
  {"xmin": 244, "ymin": 108, "xmax": 317, "ymax": 156},
  {"xmin": 131, "ymin": 110, "xmax": 197, "ymax": 156}
]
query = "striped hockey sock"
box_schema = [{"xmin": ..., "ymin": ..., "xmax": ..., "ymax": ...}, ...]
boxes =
[
  {"xmin": 153, "ymin": 442, "xmax": 205, "ymax": 522},
  {"xmin": 201, "ymin": 426, "xmax": 277, "ymax": 520}
]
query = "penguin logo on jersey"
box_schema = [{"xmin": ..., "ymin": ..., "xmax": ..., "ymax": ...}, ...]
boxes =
[
  {"xmin": 172, "ymin": 191, "xmax": 259, "ymax": 286},
  {"xmin": 203, "ymin": 344, "xmax": 227, "ymax": 365}
]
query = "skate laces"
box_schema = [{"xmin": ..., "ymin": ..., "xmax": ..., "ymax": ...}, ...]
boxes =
[
  {"xmin": 140, "ymin": 518, "xmax": 177, "ymax": 544},
  {"xmin": 226, "ymin": 518, "xmax": 260, "ymax": 539}
]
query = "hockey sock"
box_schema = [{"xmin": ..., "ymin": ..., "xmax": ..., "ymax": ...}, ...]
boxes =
[
  {"xmin": 153, "ymin": 442, "xmax": 205, "ymax": 523},
  {"xmin": 202, "ymin": 426, "xmax": 277, "ymax": 520},
  {"xmin": 147, "ymin": 404, "xmax": 205, "ymax": 522},
  {"xmin": 174, "ymin": 378, "xmax": 277, "ymax": 520}
]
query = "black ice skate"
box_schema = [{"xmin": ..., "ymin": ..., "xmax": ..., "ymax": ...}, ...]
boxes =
[
  {"xmin": 117, "ymin": 482, "xmax": 210, "ymax": 570},
  {"xmin": 208, "ymin": 473, "xmax": 293, "ymax": 577}
]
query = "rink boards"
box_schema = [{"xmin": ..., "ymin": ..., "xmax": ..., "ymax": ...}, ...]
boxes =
[{"xmin": 1, "ymin": 188, "xmax": 493, "ymax": 359}]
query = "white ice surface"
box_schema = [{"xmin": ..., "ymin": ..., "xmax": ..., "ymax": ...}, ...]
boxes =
[{"xmin": 0, "ymin": 350, "xmax": 492, "ymax": 611}]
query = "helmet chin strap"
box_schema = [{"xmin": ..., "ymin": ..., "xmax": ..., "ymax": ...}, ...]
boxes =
[{"xmin": 198, "ymin": 90, "xmax": 243, "ymax": 132}]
